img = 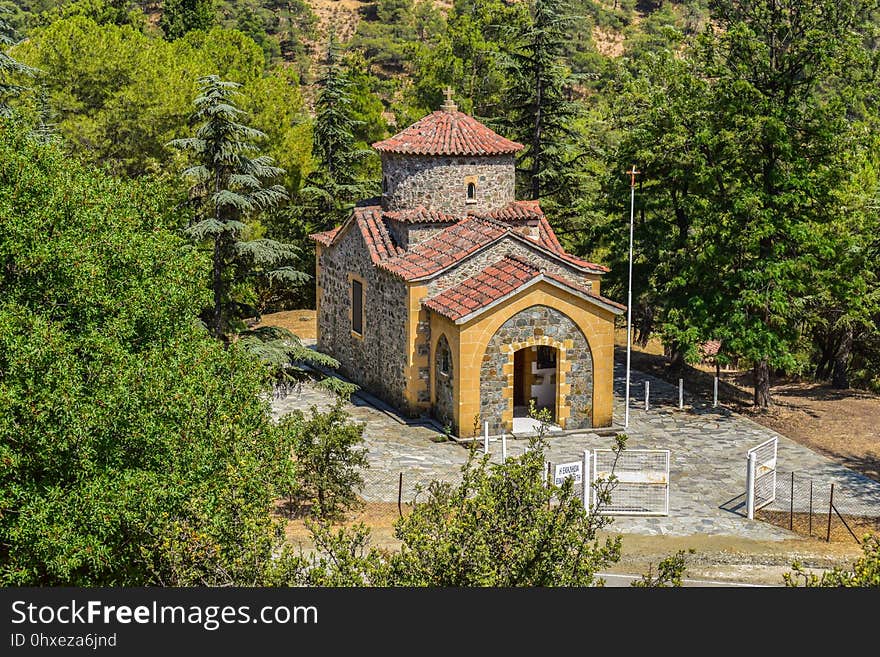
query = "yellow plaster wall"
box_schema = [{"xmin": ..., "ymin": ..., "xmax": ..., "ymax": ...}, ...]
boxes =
[
  {"xmin": 454, "ymin": 281, "xmax": 617, "ymax": 437},
  {"xmin": 404, "ymin": 284, "xmax": 432, "ymax": 411},
  {"xmin": 428, "ymin": 311, "xmax": 462, "ymax": 426}
]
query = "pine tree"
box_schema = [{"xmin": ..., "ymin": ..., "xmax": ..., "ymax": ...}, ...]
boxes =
[
  {"xmin": 314, "ymin": 32, "xmax": 360, "ymax": 189},
  {"xmin": 0, "ymin": 7, "xmax": 37, "ymax": 117},
  {"xmin": 502, "ymin": 0, "xmax": 579, "ymax": 201},
  {"xmin": 302, "ymin": 31, "xmax": 370, "ymax": 229},
  {"xmin": 169, "ymin": 75, "xmax": 303, "ymax": 340},
  {"xmin": 160, "ymin": 0, "xmax": 216, "ymax": 41}
]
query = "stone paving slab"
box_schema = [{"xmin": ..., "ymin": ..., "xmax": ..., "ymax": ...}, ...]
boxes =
[{"xmin": 270, "ymin": 363, "xmax": 880, "ymax": 540}]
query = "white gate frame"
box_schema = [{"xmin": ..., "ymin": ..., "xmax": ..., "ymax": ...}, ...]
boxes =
[
  {"xmin": 591, "ymin": 449, "xmax": 670, "ymax": 516},
  {"xmin": 745, "ymin": 437, "xmax": 777, "ymax": 519}
]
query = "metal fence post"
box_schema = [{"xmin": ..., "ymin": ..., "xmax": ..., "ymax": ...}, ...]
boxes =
[
  {"xmin": 678, "ymin": 378, "xmax": 684, "ymax": 410},
  {"xmin": 827, "ymin": 483, "xmax": 834, "ymax": 542},
  {"xmin": 746, "ymin": 452, "xmax": 757, "ymax": 520},
  {"xmin": 713, "ymin": 376, "xmax": 719, "ymax": 408},
  {"xmin": 483, "ymin": 421, "xmax": 489, "ymax": 455},
  {"xmin": 789, "ymin": 472, "xmax": 795, "ymax": 530},
  {"xmin": 583, "ymin": 450, "xmax": 591, "ymax": 514},
  {"xmin": 645, "ymin": 380, "xmax": 650, "ymax": 411},
  {"xmin": 398, "ymin": 472, "xmax": 403, "ymax": 518}
]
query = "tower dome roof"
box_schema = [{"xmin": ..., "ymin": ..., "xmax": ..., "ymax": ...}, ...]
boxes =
[{"xmin": 372, "ymin": 101, "xmax": 523, "ymax": 157}]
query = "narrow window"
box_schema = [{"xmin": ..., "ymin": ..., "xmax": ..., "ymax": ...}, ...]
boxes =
[
  {"xmin": 382, "ymin": 175, "xmax": 388, "ymax": 195},
  {"xmin": 466, "ymin": 181, "xmax": 476, "ymax": 201},
  {"xmin": 351, "ymin": 279, "xmax": 364, "ymax": 335},
  {"xmin": 439, "ymin": 349, "xmax": 450, "ymax": 376}
]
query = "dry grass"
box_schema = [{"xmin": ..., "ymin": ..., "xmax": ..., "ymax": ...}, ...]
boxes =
[
  {"xmin": 278, "ymin": 500, "xmax": 407, "ymax": 552},
  {"xmin": 592, "ymin": 26, "xmax": 625, "ymax": 57},
  {"xmin": 252, "ymin": 309, "xmax": 317, "ymax": 340},
  {"xmin": 756, "ymin": 509, "xmax": 880, "ymax": 544}
]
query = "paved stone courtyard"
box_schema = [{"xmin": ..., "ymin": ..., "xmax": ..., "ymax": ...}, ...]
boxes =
[{"xmin": 272, "ymin": 362, "xmax": 880, "ymax": 540}]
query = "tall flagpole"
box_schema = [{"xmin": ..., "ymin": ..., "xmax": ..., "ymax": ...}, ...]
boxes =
[{"xmin": 624, "ymin": 165, "xmax": 640, "ymax": 429}]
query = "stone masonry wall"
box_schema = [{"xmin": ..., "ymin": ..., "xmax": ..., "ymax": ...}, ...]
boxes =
[
  {"xmin": 427, "ymin": 237, "xmax": 596, "ymax": 297},
  {"xmin": 433, "ymin": 334, "xmax": 455, "ymax": 429},
  {"xmin": 386, "ymin": 219, "xmax": 450, "ymax": 251},
  {"xmin": 317, "ymin": 225, "xmax": 411, "ymax": 413},
  {"xmin": 381, "ymin": 153, "xmax": 515, "ymax": 215},
  {"xmin": 480, "ymin": 305, "xmax": 593, "ymax": 434}
]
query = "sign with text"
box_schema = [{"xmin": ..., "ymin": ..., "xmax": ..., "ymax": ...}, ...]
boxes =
[{"xmin": 553, "ymin": 461, "xmax": 582, "ymax": 486}]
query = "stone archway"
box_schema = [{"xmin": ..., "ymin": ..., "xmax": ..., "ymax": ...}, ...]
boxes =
[
  {"xmin": 433, "ymin": 334, "xmax": 455, "ymax": 429},
  {"xmin": 479, "ymin": 305, "xmax": 593, "ymax": 434}
]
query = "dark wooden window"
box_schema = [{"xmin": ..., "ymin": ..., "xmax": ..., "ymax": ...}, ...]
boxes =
[
  {"xmin": 536, "ymin": 346, "xmax": 556, "ymax": 369},
  {"xmin": 351, "ymin": 279, "xmax": 364, "ymax": 335},
  {"xmin": 466, "ymin": 182, "xmax": 476, "ymax": 200}
]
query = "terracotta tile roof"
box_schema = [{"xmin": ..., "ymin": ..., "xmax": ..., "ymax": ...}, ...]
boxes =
[
  {"xmin": 479, "ymin": 199, "xmax": 544, "ymax": 221},
  {"xmin": 378, "ymin": 216, "xmax": 508, "ymax": 279},
  {"xmin": 542, "ymin": 271, "xmax": 627, "ymax": 311},
  {"xmin": 424, "ymin": 254, "xmax": 625, "ymax": 321},
  {"xmin": 384, "ymin": 206, "xmax": 458, "ymax": 224},
  {"xmin": 372, "ymin": 110, "xmax": 523, "ymax": 156},
  {"xmin": 309, "ymin": 226, "xmax": 340, "ymax": 246},
  {"xmin": 423, "ymin": 255, "xmax": 539, "ymax": 320},
  {"xmin": 309, "ymin": 200, "xmax": 610, "ymax": 280},
  {"xmin": 535, "ymin": 215, "xmax": 609, "ymax": 272},
  {"xmin": 700, "ymin": 340, "xmax": 722, "ymax": 358},
  {"xmin": 354, "ymin": 206, "xmax": 404, "ymax": 263}
]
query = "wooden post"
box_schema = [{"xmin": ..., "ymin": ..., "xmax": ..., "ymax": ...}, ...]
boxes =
[
  {"xmin": 678, "ymin": 378, "xmax": 683, "ymax": 410},
  {"xmin": 809, "ymin": 480, "xmax": 813, "ymax": 537},
  {"xmin": 789, "ymin": 472, "xmax": 794, "ymax": 530},
  {"xmin": 398, "ymin": 472, "xmax": 403, "ymax": 518},
  {"xmin": 826, "ymin": 483, "xmax": 834, "ymax": 542}
]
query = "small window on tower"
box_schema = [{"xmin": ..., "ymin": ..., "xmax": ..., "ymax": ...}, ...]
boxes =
[
  {"xmin": 466, "ymin": 181, "xmax": 476, "ymax": 202},
  {"xmin": 382, "ymin": 176, "xmax": 388, "ymax": 195}
]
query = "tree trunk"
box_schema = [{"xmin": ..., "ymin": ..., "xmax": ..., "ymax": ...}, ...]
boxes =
[
  {"xmin": 665, "ymin": 340, "xmax": 685, "ymax": 373},
  {"xmin": 753, "ymin": 360, "xmax": 772, "ymax": 408},
  {"xmin": 830, "ymin": 327, "xmax": 852, "ymax": 390}
]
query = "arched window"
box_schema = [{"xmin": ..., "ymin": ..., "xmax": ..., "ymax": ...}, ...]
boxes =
[{"xmin": 466, "ymin": 181, "xmax": 476, "ymax": 201}]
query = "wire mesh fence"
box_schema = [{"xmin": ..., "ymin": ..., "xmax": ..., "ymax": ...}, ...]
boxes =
[
  {"xmin": 757, "ymin": 471, "xmax": 880, "ymax": 544},
  {"xmin": 352, "ymin": 467, "xmax": 464, "ymax": 525}
]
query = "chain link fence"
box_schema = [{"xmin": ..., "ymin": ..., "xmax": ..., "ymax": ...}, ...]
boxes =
[
  {"xmin": 756, "ymin": 471, "xmax": 880, "ymax": 543},
  {"xmin": 352, "ymin": 467, "xmax": 464, "ymax": 526}
]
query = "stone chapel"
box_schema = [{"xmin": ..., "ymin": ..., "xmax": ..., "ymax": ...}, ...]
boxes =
[{"xmin": 310, "ymin": 94, "xmax": 624, "ymax": 437}]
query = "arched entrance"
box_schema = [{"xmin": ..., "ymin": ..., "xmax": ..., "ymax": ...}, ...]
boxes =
[
  {"xmin": 513, "ymin": 345, "xmax": 559, "ymax": 421},
  {"xmin": 479, "ymin": 304, "xmax": 594, "ymax": 435}
]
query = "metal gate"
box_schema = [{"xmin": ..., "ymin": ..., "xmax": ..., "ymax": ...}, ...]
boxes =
[
  {"xmin": 745, "ymin": 437, "xmax": 777, "ymax": 518},
  {"xmin": 591, "ymin": 449, "xmax": 670, "ymax": 516}
]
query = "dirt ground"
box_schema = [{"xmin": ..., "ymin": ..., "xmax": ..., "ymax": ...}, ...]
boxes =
[
  {"xmin": 614, "ymin": 329, "xmax": 880, "ymax": 483},
  {"xmin": 253, "ymin": 309, "xmax": 317, "ymax": 340},
  {"xmin": 279, "ymin": 501, "xmax": 865, "ymax": 585}
]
